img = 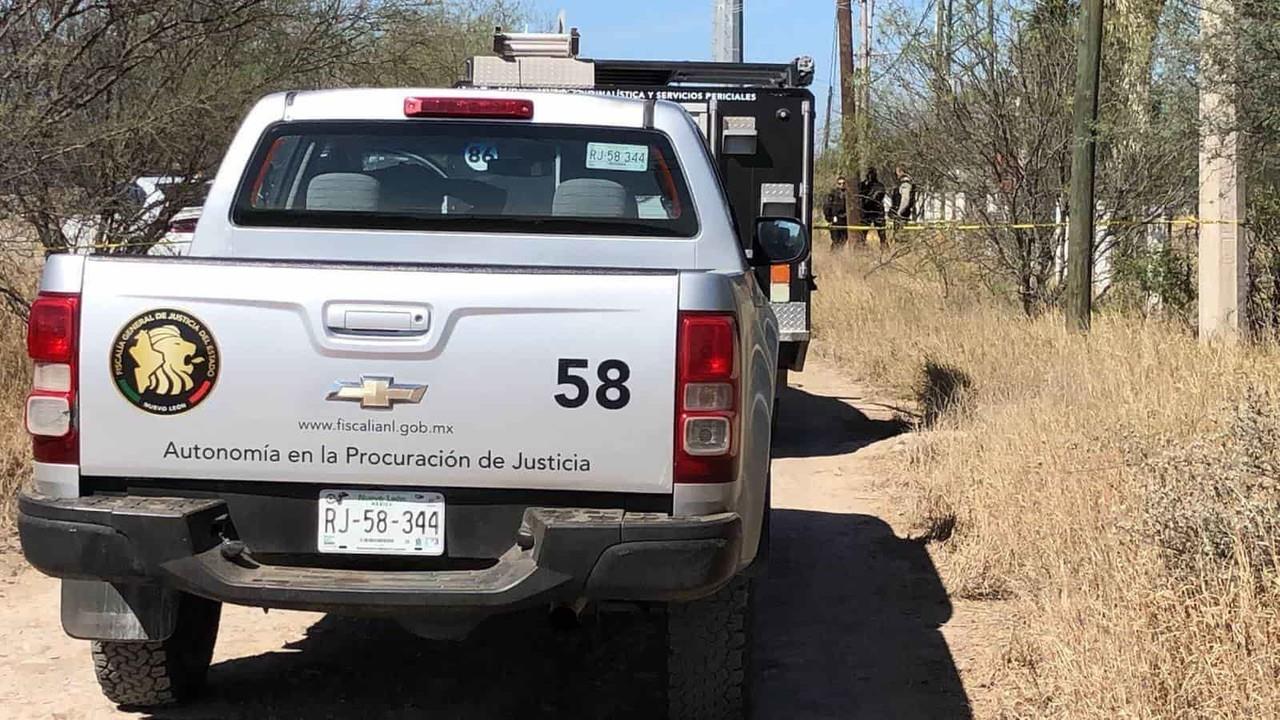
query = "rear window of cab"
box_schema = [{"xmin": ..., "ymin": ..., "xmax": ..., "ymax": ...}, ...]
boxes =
[{"xmin": 233, "ymin": 120, "xmax": 699, "ymax": 238}]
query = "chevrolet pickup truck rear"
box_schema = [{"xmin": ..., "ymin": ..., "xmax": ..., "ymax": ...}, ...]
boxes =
[
  {"xmin": 78, "ymin": 260, "xmax": 678, "ymax": 495},
  {"xmin": 18, "ymin": 88, "xmax": 808, "ymax": 719}
]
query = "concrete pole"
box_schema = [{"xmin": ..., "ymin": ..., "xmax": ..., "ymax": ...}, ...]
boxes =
[
  {"xmin": 986, "ymin": 0, "xmax": 996, "ymax": 81},
  {"xmin": 1197, "ymin": 1, "xmax": 1246, "ymax": 341},
  {"xmin": 713, "ymin": 0, "xmax": 744, "ymax": 62},
  {"xmin": 935, "ymin": 0, "xmax": 951, "ymax": 82},
  {"xmin": 823, "ymin": 84, "xmax": 834, "ymax": 150},
  {"xmin": 859, "ymin": 0, "xmax": 871, "ymax": 154}
]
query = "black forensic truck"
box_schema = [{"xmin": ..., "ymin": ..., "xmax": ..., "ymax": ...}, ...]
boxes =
[{"xmin": 464, "ymin": 28, "xmax": 816, "ymax": 378}]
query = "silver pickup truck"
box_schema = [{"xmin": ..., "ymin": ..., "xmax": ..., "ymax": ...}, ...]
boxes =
[{"xmin": 17, "ymin": 89, "xmax": 806, "ymax": 718}]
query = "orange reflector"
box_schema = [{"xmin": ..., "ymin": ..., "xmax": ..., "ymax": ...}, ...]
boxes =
[{"xmin": 769, "ymin": 264, "xmax": 791, "ymax": 302}]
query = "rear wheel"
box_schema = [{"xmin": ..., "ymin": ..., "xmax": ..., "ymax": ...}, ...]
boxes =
[
  {"xmin": 92, "ymin": 593, "xmax": 222, "ymax": 707},
  {"xmin": 666, "ymin": 576, "xmax": 753, "ymax": 720}
]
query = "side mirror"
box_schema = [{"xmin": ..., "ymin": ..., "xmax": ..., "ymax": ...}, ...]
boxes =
[{"xmin": 752, "ymin": 216, "xmax": 809, "ymax": 266}]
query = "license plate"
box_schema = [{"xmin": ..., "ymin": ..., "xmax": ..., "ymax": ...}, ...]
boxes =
[{"xmin": 316, "ymin": 489, "xmax": 445, "ymax": 555}]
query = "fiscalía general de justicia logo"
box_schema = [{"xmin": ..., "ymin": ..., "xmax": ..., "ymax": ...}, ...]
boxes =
[{"xmin": 110, "ymin": 308, "xmax": 219, "ymax": 415}]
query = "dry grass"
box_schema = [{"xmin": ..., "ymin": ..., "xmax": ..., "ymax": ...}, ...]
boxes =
[
  {"xmin": 0, "ymin": 226, "xmax": 39, "ymax": 532},
  {"xmin": 812, "ymin": 242, "xmax": 1280, "ymax": 717},
  {"xmin": 0, "ymin": 307, "xmax": 30, "ymax": 532}
]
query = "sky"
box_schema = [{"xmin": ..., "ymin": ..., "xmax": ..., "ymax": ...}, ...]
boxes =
[{"xmin": 532, "ymin": 0, "xmax": 840, "ymax": 119}]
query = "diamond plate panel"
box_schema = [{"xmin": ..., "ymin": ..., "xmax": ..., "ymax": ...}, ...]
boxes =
[
  {"xmin": 722, "ymin": 115, "xmax": 757, "ymax": 135},
  {"xmin": 761, "ymin": 182, "xmax": 797, "ymax": 215},
  {"xmin": 467, "ymin": 56, "xmax": 523, "ymax": 86},
  {"xmin": 760, "ymin": 183, "xmax": 796, "ymax": 202},
  {"xmin": 517, "ymin": 57, "xmax": 595, "ymax": 88},
  {"xmin": 772, "ymin": 301, "xmax": 808, "ymax": 334},
  {"xmin": 467, "ymin": 56, "xmax": 595, "ymax": 88}
]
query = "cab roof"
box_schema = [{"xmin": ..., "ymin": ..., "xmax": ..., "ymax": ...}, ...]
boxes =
[{"xmin": 273, "ymin": 88, "xmax": 654, "ymax": 129}]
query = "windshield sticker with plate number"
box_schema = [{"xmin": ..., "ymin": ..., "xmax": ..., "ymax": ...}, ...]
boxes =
[{"xmin": 586, "ymin": 142, "xmax": 649, "ymax": 172}]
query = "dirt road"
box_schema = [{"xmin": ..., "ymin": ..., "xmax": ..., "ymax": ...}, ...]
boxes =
[{"xmin": 0, "ymin": 359, "xmax": 979, "ymax": 719}]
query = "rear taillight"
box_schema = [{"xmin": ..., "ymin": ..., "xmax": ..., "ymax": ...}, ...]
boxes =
[
  {"xmin": 404, "ymin": 97, "xmax": 534, "ymax": 120},
  {"xmin": 675, "ymin": 313, "xmax": 738, "ymax": 484},
  {"xmin": 168, "ymin": 218, "xmax": 198, "ymax": 234},
  {"xmin": 26, "ymin": 293, "xmax": 79, "ymax": 463}
]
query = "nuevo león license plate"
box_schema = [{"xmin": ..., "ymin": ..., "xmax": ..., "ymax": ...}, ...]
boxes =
[{"xmin": 317, "ymin": 489, "xmax": 445, "ymax": 556}]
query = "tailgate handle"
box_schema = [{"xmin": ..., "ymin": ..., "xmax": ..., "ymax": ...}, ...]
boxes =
[{"xmin": 325, "ymin": 304, "xmax": 430, "ymax": 336}]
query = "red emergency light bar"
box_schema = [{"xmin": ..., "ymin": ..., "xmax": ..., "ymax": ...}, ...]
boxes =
[{"xmin": 404, "ymin": 97, "xmax": 534, "ymax": 120}]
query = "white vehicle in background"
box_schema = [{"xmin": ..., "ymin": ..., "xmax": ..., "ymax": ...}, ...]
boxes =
[
  {"xmin": 61, "ymin": 176, "xmax": 206, "ymax": 254},
  {"xmin": 60, "ymin": 176, "xmax": 173, "ymax": 252},
  {"xmin": 18, "ymin": 86, "xmax": 808, "ymax": 719},
  {"xmin": 151, "ymin": 183, "xmax": 212, "ymax": 256}
]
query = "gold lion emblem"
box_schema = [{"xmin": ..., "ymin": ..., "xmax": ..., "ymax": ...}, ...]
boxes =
[{"xmin": 127, "ymin": 324, "xmax": 204, "ymax": 395}]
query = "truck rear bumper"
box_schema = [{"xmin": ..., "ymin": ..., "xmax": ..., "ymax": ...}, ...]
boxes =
[{"xmin": 18, "ymin": 491, "xmax": 742, "ymax": 615}]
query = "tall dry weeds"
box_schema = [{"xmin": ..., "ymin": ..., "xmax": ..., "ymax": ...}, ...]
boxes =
[
  {"xmin": 812, "ymin": 244, "xmax": 1280, "ymax": 717},
  {"xmin": 0, "ymin": 242, "xmax": 38, "ymax": 532},
  {"xmin": 0, "ymin": 313, "xmax": 30, "ymax": 532}
]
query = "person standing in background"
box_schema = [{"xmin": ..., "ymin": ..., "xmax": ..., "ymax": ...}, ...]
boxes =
[
  {"xmin": 823, "ymin": 175, "xmax": 849, "ymax": 249},
  {"xmin": 888, "ymin": 166, "xmax": 916, "ymax": 248},
  {"xmin": 890, "ymin": 166, "xmax": 916, "ymax": 224},
  {"xmin": 859, "ymin": 168, "xmax": 886, "ymax": 248}
]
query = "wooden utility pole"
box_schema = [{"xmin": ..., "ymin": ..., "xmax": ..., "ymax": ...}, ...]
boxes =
[
  {"xmin": 836, "ymin": 0, "xmax": 864, "ymax": 241},
  {"xmin": 1198, "ymin": 0, "xmax": 1246, "ymax": 340},
  {"xmin": 1064, "ymin": 0, "xmax": 1103, "ymax": 332}
]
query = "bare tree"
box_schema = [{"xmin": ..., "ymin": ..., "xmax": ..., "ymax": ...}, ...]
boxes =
[
  {"xmin": 0, "ymin": 0, "xmax": 517, "ymax": 314},
  {"xmin": 0, "ymin": 1, "xmax": 378, "ymax": 250},
  {"xmin": 348, "ymin": 0, "xmax": 524, "ymax": 86},
  {"xmin": 866, "ymin": 0, "xmax": 1199, "ymax": 315}
]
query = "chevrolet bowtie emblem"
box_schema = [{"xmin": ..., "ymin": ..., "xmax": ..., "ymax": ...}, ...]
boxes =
[{"xmin": 327, "ymin": 376, "xmax": 427, "ymax": 410}]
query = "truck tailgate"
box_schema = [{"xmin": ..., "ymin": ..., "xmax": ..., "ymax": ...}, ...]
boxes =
[{"xmin": 78, "ymin": 259, "xmax": 677, "ymax": 494}]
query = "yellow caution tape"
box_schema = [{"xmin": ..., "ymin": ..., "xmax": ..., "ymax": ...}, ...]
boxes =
[{"xmin": 0, "ymin": 217, "xmax": 1242, "ymax": 255}]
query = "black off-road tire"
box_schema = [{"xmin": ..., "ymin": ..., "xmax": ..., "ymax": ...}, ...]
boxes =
[
  {"xmin": 91, "ymin": 593, "xmax": 222, "ymax": 708},
  {"xmin": 666, "ymin": 576, "xmax": 754, "ymax": 720}
]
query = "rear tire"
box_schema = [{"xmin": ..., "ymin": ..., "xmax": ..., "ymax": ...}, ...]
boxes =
[
  {"xmin": 666, "ymin": 577, "xmax": 753, "ymax": 720},
  {"xmin": 92, "ymin": 593, "xmax": 221, "ymax": 707}
]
